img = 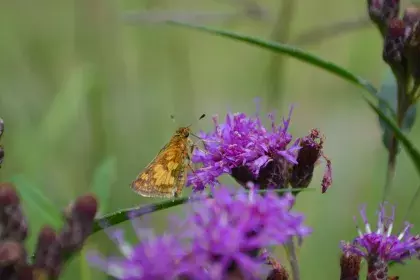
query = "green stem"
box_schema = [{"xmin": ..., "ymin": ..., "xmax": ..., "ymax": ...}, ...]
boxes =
[
  {"xmin": 57, "ymin": 187, "xmax": 314, "ymax": 267},
  {"xmin": 266, "ymin": 0, "xmax": 296, "ymax": 110},
  {"xmin": 285, "ymin": 237, "xmax": 300, "ymax": 280},
  {"xmin": 292, "ymin": 16, "xmax": 371, "ymax": 45},
  {"xmin": 382, "ymin": 71, "xmax": 407, "ymax": 202},
  {"xmin": 92, "ymin": 187, "xmax": 314, "ymax": 234}
]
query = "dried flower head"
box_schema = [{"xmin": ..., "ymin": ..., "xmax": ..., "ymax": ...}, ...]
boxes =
[
  {"xmin": 341, "ymin": 203, "xmax": 420, "ymax": 280},
  {"xmin": 264, "ymin": 250, "xmax": 289, "ymax": 280},
  {"xmin": 0, "ymin": 183, "xmax": 98, "ymax": 279},
  {"xmin": 290, "ymin": 129, "xmax": 332, "ymax": 193},
  {"xmin": 383, "ymin": 19, "xmax": 408, "ymax": 71},
  {"xmin": 0, "ymin": 183, "xmax": 28, "ymax": 242},
  {"xmin": 88, "ymin": 186, "xmax": 310, "ymax": 279},
  {"xmin": 339, "ymin": 250, "xmax": 361, "ymax": 280},
  {"xmin": 382, "ymin": 15, "xmax": 420, "ymax": 88}
]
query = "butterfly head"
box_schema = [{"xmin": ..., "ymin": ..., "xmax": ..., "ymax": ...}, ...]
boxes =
[{"xmin": 175, "ymin": 126, "xmax": 191, "ymax": 138}]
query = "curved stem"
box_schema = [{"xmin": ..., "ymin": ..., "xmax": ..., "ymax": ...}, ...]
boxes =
[
  {"xmin": 382, "ymin": 72, "xmax": 407, "ymax": 202},
  {"xmin": 92, "ymin": 187, "xmax": 314, "ymax": 234},
  {"xmin": 285, "ymin": 237, "xmax": 300, "ymax": 280},
  {"xmin": 266, "ymin": 0, "xmax": 297, "ymax": 110},
  {"xmin": 56, "ymin": 187, "xmax": 314, "ymax": 267}
]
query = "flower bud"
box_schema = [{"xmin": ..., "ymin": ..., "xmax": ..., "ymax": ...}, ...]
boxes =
[
  {"xmin": 383, "ymin": 19, "xmax": 408, "ymax": 70},
  {"xmin": 290, "ymin": 129, "xmax": 332, "ymax": 193},
  {"xmin": 0, "ymin": 118, "xmax": 3, "ymax": 139},
  {"xmin": 0, "ymin": 183, "xmax": 28, "ymax": 242},
  {"xmin": 59, "ymin": 194, "xmax": 98, "ymax": 253},
  {"xmin": 368, "ymin": 0, "xmax": 400, "ymax": 32}
]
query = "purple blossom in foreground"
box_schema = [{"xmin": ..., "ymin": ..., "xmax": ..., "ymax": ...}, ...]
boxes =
[
  {"xmin": 183, "ymin": 186, "xmax": 311, "ymax": 279},
  {"xmin": 88, "ymin": 231, "xmax": 194, "ymax": 280},
  {"xmin": 87, "ymin": 186, "xmax": 310, "ymax": 280},
  {"xmin": 187, "ymin": 107, "xmax": 300, "ymax": 191},
  {"xmin": 340, "ymin": 203, "xmax": 420, "ymax": 279}
]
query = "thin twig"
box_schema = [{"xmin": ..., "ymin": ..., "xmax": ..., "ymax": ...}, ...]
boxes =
[
  {"xmin": 402, "ymin": 184, "xmax": 420, "ymax": 224},
  {"xmin": 92, "ymin": 187, "xmax": 314, "ymax": 234},
  {"xmin": 382, "ymin": 71, "xmax": 408, "ymax": 202},
  {"xmin": 291, "ymin": 16, "xmax": 371, "ymax": 45},
  {"xmin": 266, "ymin": 0, "xmax": 297, "ymax": 110},
  {"xmin": 284, "ymin": 237, "xmax": 300, "ymax": 280}
]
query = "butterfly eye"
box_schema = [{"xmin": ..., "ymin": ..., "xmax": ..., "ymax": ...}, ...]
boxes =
[{"xmin": 185, "ymin": 132, "xmax": 190, "ymax": 138}]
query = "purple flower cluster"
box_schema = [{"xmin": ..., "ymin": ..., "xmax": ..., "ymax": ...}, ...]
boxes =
[
  {"xmin": 87, "ymin": 186, "xmax": 311, "ymax": 280},
  {"xmin": 341, "ymin": 203, "xmax": 420, "ymax": 263},
  {"xmin": 187, "ymin": 108, "xmax": 300, "ymax": 191},
  {"xmin": 186, "ymin": 106, "xmax": 332, "ymax": 193}
]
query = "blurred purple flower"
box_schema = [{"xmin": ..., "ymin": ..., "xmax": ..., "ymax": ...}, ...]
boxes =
[
  {"xmin": 88, "ymin": 186, "xmax": 310, "ymax": 279},
  {"xmin": 183, "ymin": 186, "xmax": 311, "ymax": 279},
  {"xmin": 341, "ymin": 203, "xmax": 420, "ymax": 279},
  {"xmin": 87, "ymin": 230, "xmax": 195, "ymax": 280},
  {"xmin": 187, "ymin": 106, "xmax": 301, "ymax": 191}
]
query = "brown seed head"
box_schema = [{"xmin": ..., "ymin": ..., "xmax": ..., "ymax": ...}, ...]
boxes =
[
  {"xmin": 59, "ymin": 194, "xmax": 98, "ymax": 253},
  {"xmin": 340, "ymin": 250, "xmax": 362, "ymax": 280},
  {"xmin": 0, "ymin": 241, "xmax": 26, "ymax": 266},
  {"xmin": 0, "ymin": 183, "xmax": 19, "ymax": 206},
  {"xmin": 33, "ymin": 226, "xmax": 60, "ymax": 277},
  {"xmin": 72, "ymin": 194, "xmax": 98, "ymax": 220},
  {"xmin": 0, "ymin": 184, "xmax": 28, "ymax": 242},
  {"xmin": 231, "ymin": 158, "xmax": 293, "ymax": 190}
]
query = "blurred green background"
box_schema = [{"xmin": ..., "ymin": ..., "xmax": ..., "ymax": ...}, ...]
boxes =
[{"xmin": 1, "ymin": 0, "xmax": 420, "ymax": 279}]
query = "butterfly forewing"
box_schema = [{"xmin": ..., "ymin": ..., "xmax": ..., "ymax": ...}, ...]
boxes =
[{"xmin": 131, "ymin": 127, "xmax": 191, "ymax": 198}]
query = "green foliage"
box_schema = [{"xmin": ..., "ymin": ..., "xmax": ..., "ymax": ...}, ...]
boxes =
[
  {"xmin": 89, "ymin": 157, "xmax": 117, "ymax": 215},
  {"xmin": 365, "ymin": 97, "xmax": 420, "ymax": 175},
  {"xmin": 40, "ymin": 66, "xmax": 93, "ymax": 144},
  {"xmin": 3, "ymin": 2, "xmax": 420, "ymax": 279}
]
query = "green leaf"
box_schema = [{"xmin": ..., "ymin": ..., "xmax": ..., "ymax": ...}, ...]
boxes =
[
  {"xmin": 9, "ymin": 174, "xmax": 62, "ymax": 228},
  {"xmin": 166, "ymin": 21, "xmax": 388, "ymax": 104},
  {"xmin": 89, "ymin": 157, "xmax": 117, "ymax": 215},
  {"xmin": 39, "ymin": 66, "xmax": 92, "ymax": 144},
  {"xmin": 365, "ymin": 96, "xmax": 420, "ymax": 174},
  {"xmin": 378, "ymin": 69, "xmax": 417, "ymax": 152}
]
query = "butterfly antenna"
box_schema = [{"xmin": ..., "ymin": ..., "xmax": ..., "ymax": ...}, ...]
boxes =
[{"xmin": 170, "ymin": 114, "xmax": 176, "ymax": 123}]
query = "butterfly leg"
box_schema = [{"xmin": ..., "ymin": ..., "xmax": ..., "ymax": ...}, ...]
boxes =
[{"xmin": 174, "ymin": 166, "xmax": 187, "ymax": 198}]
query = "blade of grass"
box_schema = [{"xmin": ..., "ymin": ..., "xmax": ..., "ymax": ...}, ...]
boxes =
[
  {"xmin": 364, "ymin": 96, "xmax": 420, "ymax": 174},
  {"xmin": 165, "ymin": 21, "xmax": 391, "ymax": 109},
  {"xmin": 90, "ymin": 157, "xmax": 117, "ymax": 216},
  {"xmin": 91, "ymin": 187, "xmax": 315, "ymax": 234}
]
